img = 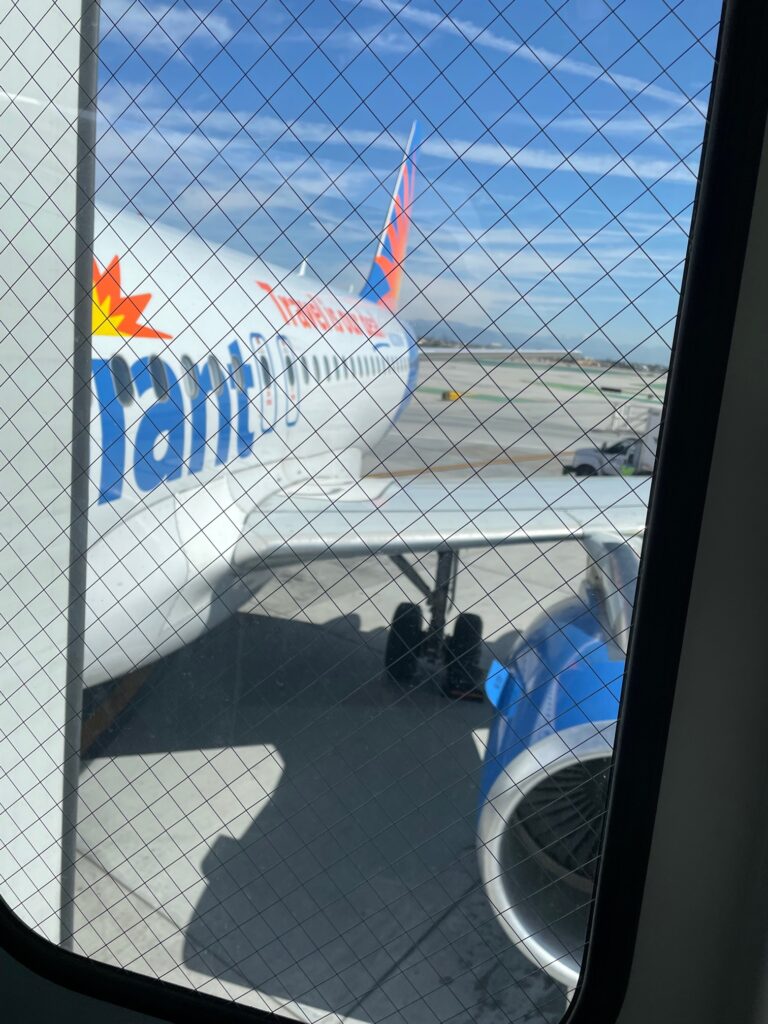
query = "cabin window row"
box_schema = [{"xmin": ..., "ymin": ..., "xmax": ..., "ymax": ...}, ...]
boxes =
[{"xmin": 108, "ymin": 347, "xmax": 410, "ymax": 406}]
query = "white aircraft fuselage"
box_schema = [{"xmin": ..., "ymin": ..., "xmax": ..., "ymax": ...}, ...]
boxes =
[{"xmin": 85, "ymin": 210, "xmax": 418, "ymax": 685}]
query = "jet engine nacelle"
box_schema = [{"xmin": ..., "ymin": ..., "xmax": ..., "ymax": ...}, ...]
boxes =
[{"xmin": 476, "ymin": 535, "xmax": 639, "ymax": 992}]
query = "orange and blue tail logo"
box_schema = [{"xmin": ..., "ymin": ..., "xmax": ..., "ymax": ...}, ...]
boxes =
[{"xmin": 360, "ymin": 121, "xmax": 420, "ymax": 312}]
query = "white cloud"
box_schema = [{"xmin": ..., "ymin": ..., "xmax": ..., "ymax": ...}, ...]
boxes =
[
  {"xmin": 551, "ymin": 108, "xmax": 705, "ymax": 137},
  {"xmin": 351, "ymin": 0, "xmax": 708, "ymax": 113},
  {"xmin": 102, "ymin": 0, "xmax": 235, "ymax": 52}
]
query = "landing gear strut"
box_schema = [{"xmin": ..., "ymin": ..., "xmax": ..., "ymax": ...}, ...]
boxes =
[{"xmin": 384, "ymin": 547, "xmax": 485, "ymax": 699}]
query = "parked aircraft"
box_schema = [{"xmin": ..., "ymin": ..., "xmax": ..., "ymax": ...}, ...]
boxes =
[{"xmin": 83, "ymin": 122, "xmax": 648, "ymax": 691}]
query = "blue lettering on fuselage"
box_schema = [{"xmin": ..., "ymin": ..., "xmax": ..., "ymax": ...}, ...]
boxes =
[
  {"xmin": 93, "ymin": 359, "xmax": 127, "ymax": 504},
  {"xmin": 93, "ymin": 335, "xmax": 405, "ymax": 504},
  {"xmin": 197, "ymin": 358, "xmax": 231, "ymax": 466},
  {"xmin": 229, "ymin": 340, "xmax": 255, "ymax": 456},
  {"xmin": 133, "ymin": 357, "xmax": 185, "ymax": 490},
  {"xmin": 94, "ymin": 340, "xmax": 282, "ymax": 504}
]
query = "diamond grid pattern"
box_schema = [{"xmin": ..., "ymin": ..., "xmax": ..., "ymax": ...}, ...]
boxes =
[{"xmin": 0, "ymin": 1, "xmax": 720, "ymax": 1022}]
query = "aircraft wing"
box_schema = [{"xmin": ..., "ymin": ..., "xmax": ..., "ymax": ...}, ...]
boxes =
[{"xmin": 233, "ymin": 475, "xmax": 650, "ymax": 571}]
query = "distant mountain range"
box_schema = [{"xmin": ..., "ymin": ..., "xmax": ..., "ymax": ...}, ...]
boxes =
[
  {"xmin": 406, "ymin": 318, "xmax": 669, "ymax": 371},
  {"xmin": 407, "ymin": 318, "xmax": 574, "ymax": 355}
]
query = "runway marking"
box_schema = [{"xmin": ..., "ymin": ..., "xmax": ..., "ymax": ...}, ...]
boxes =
[
  {"xmin": 417, "ymin": 385, "xmax": 538, "ymax": 404},
  {"xmin": 422, "ymin": 354, "xmax": 667, "ymax": 394},
  {"xmin": 417, "ymin": 381, "xmax": 663, "ymax": 404},
  {"xmin": 369, "ymin": 449, "xmax": 572, "ymax": 479}
]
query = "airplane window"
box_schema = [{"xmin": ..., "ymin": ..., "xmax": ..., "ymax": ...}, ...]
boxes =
[
  {"xmin": 148, "ymin": 355, "xmax": 168, "ymax": 401},
  {"xmin": 0, "ymin": 2, "xmax": 725, "ymax": 1023},
  {"xmin": 208, "ymin": 354, "xmax": 224, "ymax": 393},
  {"xmin": 180, "ymin": 354, "xmax": 199, "ymax": 398},
  {"xmin": 259, "ymin": 355, "xmax": 271, "ymax": 388},
  {"xmin": 230, "ymin": 352, "xmax": 245, "ymax": 391},
  {"xmin": 110, "ymin": 355, "xmax": 134, "ymax": 406}
]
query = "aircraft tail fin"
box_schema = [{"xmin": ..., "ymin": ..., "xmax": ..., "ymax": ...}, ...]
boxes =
[{"xmin": 359, "ymin": 120, "xmax": 420, "ymax": 311}]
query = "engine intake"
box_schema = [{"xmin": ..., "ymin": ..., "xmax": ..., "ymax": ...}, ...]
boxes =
[{"xmin": 477, "ymin": 722, "xmax": 615, "ymax": 991}]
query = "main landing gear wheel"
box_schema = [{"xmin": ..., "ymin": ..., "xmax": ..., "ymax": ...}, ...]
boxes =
[
  {"xmin": 385, "ymin": 602, "xmax": 423, "ymax": 685},
  {"xmin": 384, "ymin": 549, "xmax": 487, "ymax": 700},
  {"xmin": 444, "ymin": 612, "xmax": 484, "ymax": 700}
]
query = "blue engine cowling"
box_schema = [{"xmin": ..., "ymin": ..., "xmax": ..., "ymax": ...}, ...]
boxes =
[{"xmin": 476, "ymin": 535, "xmax": 639, "ymax": 991}]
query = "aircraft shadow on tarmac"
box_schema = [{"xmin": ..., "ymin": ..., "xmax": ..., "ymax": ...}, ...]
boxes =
[{"xmin": 83, "ymin": 612, "xmax": 564, "ymax": 1024}]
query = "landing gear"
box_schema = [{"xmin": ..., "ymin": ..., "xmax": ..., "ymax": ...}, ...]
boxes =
[
  {"xmin": 444, "ymin": 611, "xmax": 484, "ymax": 698},
  {"xmin": 383, "ymin": 547, "xmax": 485, "ymax": 699},
  {"xmin": 385, "ymin": 602, "xmax": 423, "ymax": 685}
]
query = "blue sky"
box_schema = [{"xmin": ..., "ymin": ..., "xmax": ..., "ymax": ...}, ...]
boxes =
[{"xmin": 95, "ymin": 0, "xmax": 722, "ymax": 364}]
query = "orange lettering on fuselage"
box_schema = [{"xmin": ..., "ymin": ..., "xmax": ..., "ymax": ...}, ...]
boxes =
[{"xmin": 256, "ymin": 280, "xmax": 383, "ymax": 338}]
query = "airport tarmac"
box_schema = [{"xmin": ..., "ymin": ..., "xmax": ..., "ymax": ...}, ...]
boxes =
[
  {"xmin": 72, "ymin": 353, "xmax": 654, "ymax": 1023},
  {"xmin": 366, "ymin": 350, "xmax": 664, "ymax": 482}
]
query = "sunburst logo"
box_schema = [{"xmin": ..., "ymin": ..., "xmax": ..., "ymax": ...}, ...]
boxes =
[{"xmin": 92, "ymin": 255, "xmax": 172, "ymax": 340}]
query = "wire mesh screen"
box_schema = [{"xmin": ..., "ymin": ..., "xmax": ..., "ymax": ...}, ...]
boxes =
[{"xmin": 0, "ymin": 0, "xmax": 721, "ymax": 1021}]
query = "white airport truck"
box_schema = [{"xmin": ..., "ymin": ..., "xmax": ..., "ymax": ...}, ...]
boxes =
[{"xmin": 563, "ymin": 404, "xmax": 662, "ymax": 477}]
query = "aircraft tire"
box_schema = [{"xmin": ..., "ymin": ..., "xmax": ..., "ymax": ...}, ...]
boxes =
[
  {"xmin": 445, "ymin": 612, "xmax": 484, "ymax": 697},
  {"xmin": 385, "ymin": 602, "xmax": 423, "ymax": 685}
]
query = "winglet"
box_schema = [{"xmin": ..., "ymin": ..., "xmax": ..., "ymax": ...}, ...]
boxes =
[{"xmin": 359, "ymin": 120, "xmax": 420, "ymax": 311}]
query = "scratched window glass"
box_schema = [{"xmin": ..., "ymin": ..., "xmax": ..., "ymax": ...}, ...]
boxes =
[{"xmin": 0, "ymin": 1, "xmax": 720, "ymax": 1022}]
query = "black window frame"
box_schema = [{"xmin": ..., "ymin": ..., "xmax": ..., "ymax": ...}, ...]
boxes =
[
  {"xmin": 571, "ymin": 2, "xmax": 768, "ymax": 1018},
  {"xmin": 4, "ymin": 4, "xmax": 768, "ymax": 1024}
]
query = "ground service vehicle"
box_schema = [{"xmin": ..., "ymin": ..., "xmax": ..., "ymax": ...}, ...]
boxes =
[{"xmin": 564, "ymin": 406, "xmax": 662, "ymax": 477}]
